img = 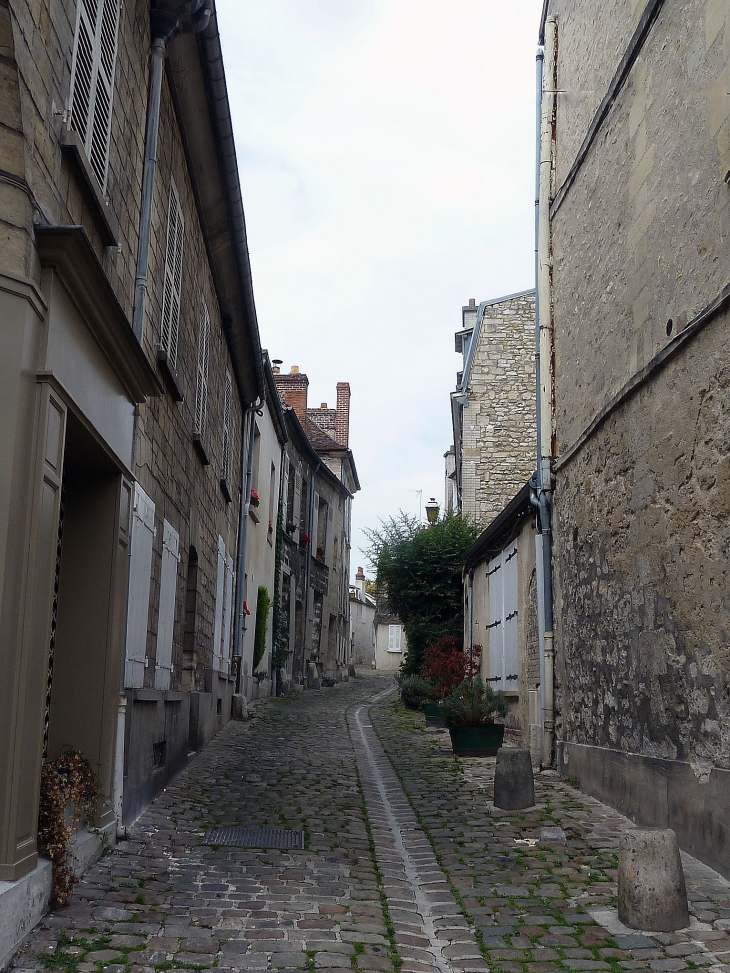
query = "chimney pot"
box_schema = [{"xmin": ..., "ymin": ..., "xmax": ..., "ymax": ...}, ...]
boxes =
[
  {"xmin": 321, "ymin": 402, "xmax": 328, "ymax": 409},
  {"xmin": 468, "ymin": 298, "xmax": 476, "ymax": 308},
  {"xmin": 290, "ymin": 365, "xmax": 299, "ymax": 374}
]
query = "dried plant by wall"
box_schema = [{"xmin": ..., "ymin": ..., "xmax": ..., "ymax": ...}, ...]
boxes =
[{"xmin": 38, "ymin": 749, "xmax": 100, "ymax": 906}]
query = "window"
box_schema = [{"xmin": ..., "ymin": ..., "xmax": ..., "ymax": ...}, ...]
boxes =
[
  {"xmin": 68, "ymin": 0, "xmax": 120, "ymax": 190},
  {"xmin": 194, "ymin": 303, "xmax": 210, "ymax": 438},
  {"xmin": 160, "ymin": 182, "xmax": 184, "ymax": 370},
  {"xmin": 222, "ymin": 371, "xmax": 232, "ymax": 482},
  {"xmin": 124, "ymin": 484, "xmax": 155, "ymax": 689},
  {"xmin": 388, "ymin": 624, "xmax": 402, "ymax": 653}
]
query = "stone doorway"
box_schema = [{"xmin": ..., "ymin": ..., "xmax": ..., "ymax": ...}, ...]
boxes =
[{"xmin": 44, "ymin": 411, "xmax": 128, "ymax": 832}]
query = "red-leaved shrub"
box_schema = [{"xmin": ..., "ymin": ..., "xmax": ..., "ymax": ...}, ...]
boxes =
[{"xmin": 422, "ymin": 637, "xmax": 482, "ymax": 699}]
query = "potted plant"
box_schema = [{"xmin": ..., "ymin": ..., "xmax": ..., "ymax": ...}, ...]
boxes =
[
  {"xmin": 441, "ymin": 675, "xmax": 509, "ymax": 756},
  {"xmin": 249, "ymin": 489, "xmax": 260, "ymax": 507},
  {"xmin": 395, "ymin": 673, "xmax": 433, "ymax": 711}
]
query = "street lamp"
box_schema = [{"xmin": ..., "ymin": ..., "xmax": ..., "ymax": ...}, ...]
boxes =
[{"xmin": 425, "ymin": 498, "xmax": 439, "ymax": 525}]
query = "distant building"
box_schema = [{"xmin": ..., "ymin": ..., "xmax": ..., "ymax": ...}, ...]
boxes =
[
  {"xmin": 274, "ymin": 366, "xmax": 360, "ymax": 686},
  {"xmin": 350, "ymin": 568, "xmax": 376, "ymax": 666},
  {"xmin": 450, "ymin": 293, "xmax": 536, "ymax": 526}
]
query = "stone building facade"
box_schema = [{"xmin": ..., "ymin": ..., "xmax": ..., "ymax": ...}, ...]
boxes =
[
  {"xmin": 0, "ymin": 0, "xmax": 263, "ymax": 941},
  {"xmin": 274, "ymin": 366, "xmax": 359, "ymax": 686},
  {"xmin": 540, "ymin": 0, "xmax": 730, "ymax": 872},
  {"xmin": 350, "ymin": 567, "xmax": 376, "ymax": 666},
  {"xmin": 450, "ymin": 291, "xmax": 536, "ymax": 526}
]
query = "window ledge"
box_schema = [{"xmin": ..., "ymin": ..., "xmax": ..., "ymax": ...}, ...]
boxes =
[
  {"xmin": 220, "ymin": 477, "xmax": 232, "ymax": 503},
  {"xmin": 60, "ymin": 129, "xmax": 119, "ymax": 246},
  {"xmin": 248, "ymin": 507, "xmax": 260, "ymax": 523},
  {"xmin": 156, "ymin": 346, "xmax": 184, "ymax": 402},
  {"xmin": 192, "ymin": 430, "xmax": 210, "ymax": 466}
]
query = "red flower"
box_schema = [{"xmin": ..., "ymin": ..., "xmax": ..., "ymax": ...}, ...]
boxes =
[
  {"xmin": 300, "ymin": 532, "xmax": 311, "ymax": 544},
  {"xmin": 243, "ymin": 600, "xmax": 251, "ymax": 616}
]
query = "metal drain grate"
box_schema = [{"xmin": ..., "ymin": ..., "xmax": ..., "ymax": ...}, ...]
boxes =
[{"xmin": 202, "ymin": 826, "xmax": 304, "ymax": 849}]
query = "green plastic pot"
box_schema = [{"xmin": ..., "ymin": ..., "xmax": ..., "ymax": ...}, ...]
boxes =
[
  {"xmin": 448, "ymin": 724, "xmax": 505, "ymax": 757},
  {"xmin": 423, "ymin": 701, "xmax": 444, "ymax": 726}
]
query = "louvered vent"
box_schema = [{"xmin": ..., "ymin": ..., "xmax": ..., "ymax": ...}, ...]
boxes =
[
  {"xmin": 161, "ymin": 183, "xmax": 184, "ymax": 371},
  {"xmin": 69, "ymin": 0, "xmax": 119, "ymax": 190},
  {"xmin": 195, "ymin": 303, "xmax": 210, "ymax": 438},
  {"xmin": 222, "ymin": 371, "xmax": 232, "ymax": 480}
]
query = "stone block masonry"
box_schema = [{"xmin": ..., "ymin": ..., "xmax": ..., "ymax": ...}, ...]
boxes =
[{"xmin": 459, "ymin": 292, "xmax": 536, "ymax": 527}]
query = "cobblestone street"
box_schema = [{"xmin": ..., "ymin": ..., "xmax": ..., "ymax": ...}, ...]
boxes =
[{"xmin": 11, "ymin": 676, "xmax": 730, "ymax": 973}]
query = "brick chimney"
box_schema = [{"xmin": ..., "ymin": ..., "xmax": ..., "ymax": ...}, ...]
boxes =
[
  {"xmin": 274, "ymin": 365, "xmax": 308, "ymax": 420},
  {"xmin": 335, "ymin": 382, "xmax": 350, "ymax": 447},
  {"xmin": 355, "ymin": 566, "xmax": 365, "ymax": 595}
]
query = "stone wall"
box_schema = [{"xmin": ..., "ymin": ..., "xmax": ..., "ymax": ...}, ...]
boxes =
[
  {"xmin": 460, "ymin": 292, "xmax": 536, "ymax": 527},
  {"xmin": 548, "ymin": 0, "xmax": 730, "ymax": 868}
]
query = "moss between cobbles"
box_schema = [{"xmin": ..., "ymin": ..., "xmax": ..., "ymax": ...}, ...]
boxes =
[
  {"xmin": 344, "ymin": 711, "xmax": 401, "ymax": 973},
  {"xmin": 370, "ymin": 699, "xmax": 631, "ymax": 973}
]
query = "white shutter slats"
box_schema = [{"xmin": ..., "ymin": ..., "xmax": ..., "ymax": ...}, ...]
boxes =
[
  {"xmin": 161, "ymin": 183, "xmax": 184, "ymax": 370},
  {"xmin": 124, "ymin": 485, "xmax": 155, "ymax": 689},
  {"xmin": 195, "ymin": 302, "xmax": 210, "ymax": 437},
  {"xmin": 221, "ymin": 553, "xmax": 235, "ymax": 674},
  {"xmin": 222, "ymin": 371, "xmax": 232, "ymax": 479},
  {"xmin": 212, "ymin": 535, "xmax": 226, "ymax": 672},
  {"xmin": 487, "ymin": 552, "xmax": 503, "ymax": 688},
  {"xmin": 69, "ymin": 0, "xmax": 119, "ymax": 190},
  {"xmin": 487, "ymin": 545, "xmax": 519, "ymax": 691},
  {"xmin": 155, "ymin": 519, "xmax": 180, "ymax": 691}
]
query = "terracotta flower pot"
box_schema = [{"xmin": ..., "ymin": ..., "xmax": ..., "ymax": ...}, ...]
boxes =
[{"xmin": 448, "ymin": 724, "xmax": 504, "ymax": 757}]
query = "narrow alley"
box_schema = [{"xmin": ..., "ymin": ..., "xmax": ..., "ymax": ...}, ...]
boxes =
[{"xmin": 10, "ymin": 676, "xmax": 730, "ymax": 973}]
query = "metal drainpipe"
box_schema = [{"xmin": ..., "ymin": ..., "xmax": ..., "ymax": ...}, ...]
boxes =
[
  {"xmin": 302, "ymin": 462, "xmax": 321, "ymax": 675},
  {"xmin": 233, "ymin": 402, "xmax": 261, "ymax": 692},
  {"xmin": 530, "ymin": 16, "xmax": 557, "ymax": 767},
  {"xmin": 467, "ymin": 570, "xmax": 474, "ymax": 657}
]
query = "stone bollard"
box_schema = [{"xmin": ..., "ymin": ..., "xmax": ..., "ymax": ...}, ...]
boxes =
[
  {"xmin": 493, "ymin": 748, "xmax": 535, "ymax": 810},
  {"xmin": 231, "ymin": 694, "xmax": 248, "ymax": 720},
  {"xmin": 618, "ymin": 828, "xmax": 689, "ymax": 932}
]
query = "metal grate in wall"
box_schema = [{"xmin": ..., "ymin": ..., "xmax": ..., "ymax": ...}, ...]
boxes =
[{"xmin": 202, "ymin": 826, "xmax": 304, "ymax": 850}]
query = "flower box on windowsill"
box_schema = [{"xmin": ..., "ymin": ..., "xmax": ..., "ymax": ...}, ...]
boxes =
[
  {"xmin": 248, "ymin": 506, "xmax": 260, "ymax": 523},
  {"xmin": 191, "ymin": 430, "xmax": 210, "ymax": 466},
  {"xmin": 156, "ymin": 346, "xmax": 184, "ymax": 402}
]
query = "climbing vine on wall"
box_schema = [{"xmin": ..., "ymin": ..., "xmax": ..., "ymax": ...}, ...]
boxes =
[{"xmin": 38, "ymin": 749, "xmax": 100, "ymax": 907}]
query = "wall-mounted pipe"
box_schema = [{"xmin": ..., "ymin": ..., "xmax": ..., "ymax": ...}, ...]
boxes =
[{"xmin": 531, "ymin": 15, "xmax": 557, "ymax": 767}]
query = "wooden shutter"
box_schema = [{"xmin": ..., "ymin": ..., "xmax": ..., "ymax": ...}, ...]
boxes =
[
  {"xmin": 221, "ymin": 553, "xmax": 235, "ymax": 673},
  {"xmin": 487, "ymin": 543, "xmax": 519, "ymax": 691},
  {"xmin": 388, "ymin": 624, "xmax": 401, "ymax": 652},
  {"xmin": 69, "ymin": 0, "xmax": 119, "ymax": 190},
  {"xmin": 222, "ymin": 371, "xmax": 232, "ymax": 480},
  {"xmin": 155, "ymin": 519, "xmax": 180, "ymax": 690},
  {"xmin": 124, "ymin": 484, "xmax": 155, "ymax": 689},
  {"xmin": 212, "ymin": 535, "xmax": 226, "ymax": 672},
  {"xmin": 161, "ymin": 182, "xmax": 184, "ymax": 370},
  {"xmin": 195, "ymin": 302, "xmax": 210, "ymax": 437}
]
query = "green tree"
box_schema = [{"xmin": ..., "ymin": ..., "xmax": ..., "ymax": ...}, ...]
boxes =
[{"xmin": 365, "ymin": 512, "xmax": 479, "ymax": 674}]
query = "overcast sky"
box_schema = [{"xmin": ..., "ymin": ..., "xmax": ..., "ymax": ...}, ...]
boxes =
[{"xmin": 217, "ymin": 0, "xmax": 544, "ymax": 578}]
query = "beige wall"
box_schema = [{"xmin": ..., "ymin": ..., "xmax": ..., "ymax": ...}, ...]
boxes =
[{"xmin": 375, "ymin": 620, "xmax": 406, "ymax": 672}]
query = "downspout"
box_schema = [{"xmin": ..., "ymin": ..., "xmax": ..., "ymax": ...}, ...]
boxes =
[
  {"xmin": 115, "ymin": 1, "xmax": 211, "ymax": 834},
  {"xmin": 530, "ymin": 16, "xmax": 557, "ymax": 767},
  {"xmin": 302, "ymin": 462, "xmax": 321, "ymax": 674},
  {"xmin": 233, "ymin": 399, "xmax": 262, "ymax": 691},
  {"xmin": 467, "ymin": 570, "xmax": 474, "ymax": 655}
]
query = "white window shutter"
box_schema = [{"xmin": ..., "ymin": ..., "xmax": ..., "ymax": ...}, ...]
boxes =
[
  {"xmin": 155, "ymin": 519, "xmax": 180, "ymax": 690},
  {"xmin": 195, "ymin": 302, "xmax": 210, "ymax": 437},
  {"xmin": 161, "ymin": 182, "xmax": 184, "ymax": 370},
  {"xmin": 69, "ymin": 0, "xmax": 119, "ymax": 190},
  {"xmin": 212, "ymin": 535, "xmax": 226, "ymax": 672},
  {"xmin": 388, "ymin": 624, "xmax": 401, "ymax": 652},
  {"xmin": 503, "ymin": 545, "xmax": 519, "ymax": 690},
  {"xmin": 124, "ymin": 484, "xmax": 155, "ymax": 689},
  {"xmin": 221, "ymin": 553, "xmax": 235, "ymax": 673},
  {"xmin": 487, "ymin": 552, "xmax": 504, "ymax": 689},
  {"xmin": 222, "ymin": 371, "xmax": 232, "ymax": 480}
]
